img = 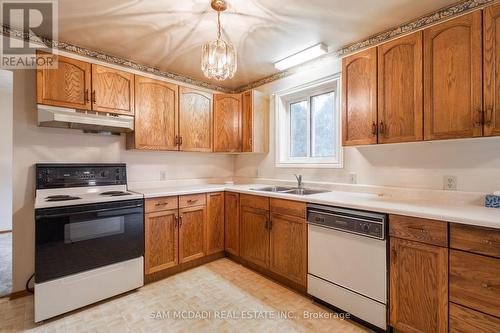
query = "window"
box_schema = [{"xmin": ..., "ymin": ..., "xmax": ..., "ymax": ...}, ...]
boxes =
[{"xmin": 276, "ymin": 76, "xmax": 342, "ymax": 168}]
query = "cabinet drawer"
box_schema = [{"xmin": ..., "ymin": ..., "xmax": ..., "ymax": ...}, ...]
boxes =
[
  {"xmin": 389, "ymin": 214, "xmax": 448, "ymax": 247},
  {"xmin": 179, "ymin": 193, "xmax": 206, "ymax": 208},
  {"xmin": 240, "ymin": 194, "xmax": 269, "ymax": 211},
  {"xmin": 450, "ymin": 250, "xmax": 500, "ymax": 318},
  {"xmin": 450, "ymin": 223, "xmax": 500, "ymax": 259},
  {"xmin": 145, "ymin": 196, "xmax": 178, "ymax": 213},
  {"xmin": 270, "ymin": 198, "xmax": 305, "ymax": 219},
  {"xmin": 450, "ymin": 302, "xmax": 500, "ymax": 333}
]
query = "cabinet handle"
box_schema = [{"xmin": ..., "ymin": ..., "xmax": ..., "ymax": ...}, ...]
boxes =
[
  {"xmin": 482, "ymin": 239, "xmax": 498, "ymax": 246},
  {"xmin": 269, "ymin": 220, "xmax": 272, "ymax": 230},
  {"xmin": 175, "ymin": 135, "xmax": 179, "ymax": 146},
  {"xmin": 91, "ymin": 90, "xmax": 96, "ymax": 104},
  {"xmin": 379, "ymin": 121, "xmax": 385, "ymax": 135},
  {"xmin": 84, "ymin": 89, "xmax": 89, "ymax": 103},
  {"xmin": 187, "ymin": 199, "xmax": 198, "ymax": 204},
  {"xmin": 371, "ymin": 122, "xmax": 377, "ymax": 136},
  {"xmin": 179, "ymin": 215, "xmax": 183, "ymax": 227},
  {"xmin": 179, "ymin": 136, "xmax": 183, "ymax": 145},
  {"xmin": 407, "ymin": 226, "xmax": 426, "ymax": 233},
  {"xmin": 485, "ymin": 109, "xmax": 493, "ymax": 127},
  {"xmin": 481, "ymin": 282, "xmax": 490, "ymax": 289},
  {"xmin": 474, "ymin": 109, "xmax": 483, "ymax": 127},
  {"xmin": 155, "ymin": 202, "xmax": 168, "ymax": 206},
  {"xmin": 265, "ymin": 220, "xmax": 269, "ymax": 229},
  {"xmin": 175, "ymin": 215, "xmax": 178, "ymax": 228}
]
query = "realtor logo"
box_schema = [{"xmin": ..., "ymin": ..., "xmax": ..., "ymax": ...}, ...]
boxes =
[{"xmin": 1, "ymin": 0, "xmax": 58, "ymax": 69}]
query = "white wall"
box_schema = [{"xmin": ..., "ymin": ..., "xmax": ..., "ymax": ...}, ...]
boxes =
[
  {"xmin": 234, "ymin": 54, "xmax": 500, "ymax": 193},
  {"xmin": 0, "ymin": 70, "xmax": 13, "ymax": 232},
  {"xmin": 11, "ymin": 69, "xmax": 234, "ymax": 293}
]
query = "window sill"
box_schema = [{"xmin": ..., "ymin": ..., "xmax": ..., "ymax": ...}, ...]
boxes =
[{"xmin": 275, "ymin": 162, "xmax": 343, "ymax": 169}]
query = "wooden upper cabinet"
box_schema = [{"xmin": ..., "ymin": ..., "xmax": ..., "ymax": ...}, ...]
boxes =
[
  {"xmin": 378, "ymin": 32, "xmax": 423, "ymax": 143},
  {"xmin": 36, "ymin": 53, "xmax": 91, "ymax": 110},
  {"xmin": 225, "ymin": 192, "xmax": 240, "ymax": 256},
  {"xmin": 179, "ymin": 87, "xmax": 213, "ymax": 152},
  {"xmin": 484, "ymin": 3, "xmax": 500, "ymax": 137},
  {"xmin": 179, "ymin": 206, "xmax": 206, "ymax": 264},
  {"xmin": 91, "ymin": 64, "xmax": 135, "ymax": 115},
  {"xmin": 240, "ymin": 206, "xmax": 269, "ymax": 268},
  {"xmin": 144, "ymin": 209, "xmax": 178, "ymax": 275},
  {"xmin": 241, "ymin": 90, "xmax": 269, "ymax": 153},
  {"xmin": 390, "ymin": 238, "xmax": 448, "ymax": 333},
  {"xmin": 342, "ymin": 47, "xmax": 378, "ymax": 146},
  {"xmin": 269, "ymin": 213, "xmax": 307, "ymax": 287},
  {"xmin": 242, "ymin": 91, "xmax": 253, "ymax": 152},
  {"xmin": 127, "ymin": 76, "xmax": 178, "ymax": 150},
  {"xmin": 213, "ymin": 94, "xmax": 242, "ymax": 152},
  {"xmin": 424, "ymin": 12, "xmax": 482, "ymax": 140},
  {"xmin": 206, "ymin": 192, "xmax": 225, "ymax": 255}
]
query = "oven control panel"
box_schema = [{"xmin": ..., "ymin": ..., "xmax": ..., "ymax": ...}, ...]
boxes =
[{"xmin": 36, "ymin": 164, "xmax": 127, "ymax": 189}]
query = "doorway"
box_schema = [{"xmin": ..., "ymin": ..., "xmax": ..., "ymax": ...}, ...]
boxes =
[{"xmin": 0, "ymin": 69, "xmax": 13, "ymax": 297}]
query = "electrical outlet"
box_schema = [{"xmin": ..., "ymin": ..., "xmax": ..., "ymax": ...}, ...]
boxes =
[
  {"xmin": 160, "ymin": 171, "xmax": 166, "ymax": 181},
  {"xmin": 443, "ymin": 175, "xmax": 457, "ymax": 191},
  {"xmin": 349, "ymin": 172, "xmax": 357, "ymax": 184}
]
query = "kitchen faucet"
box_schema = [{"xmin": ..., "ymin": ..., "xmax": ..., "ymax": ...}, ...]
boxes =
[{"xmin": 294, "ymin": 174, "xmax": 303, "ymax": 189}]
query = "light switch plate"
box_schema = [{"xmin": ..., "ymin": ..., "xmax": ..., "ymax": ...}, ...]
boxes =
[{"xmin": 349, "ymin": 172, "xmax": 357, "ymax": 184}]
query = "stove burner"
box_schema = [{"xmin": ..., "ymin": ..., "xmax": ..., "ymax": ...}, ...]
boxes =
[
  {"xmin": 100, "ymin": 191, "xmax": 132, "ymax": 197},
  {"xmin": 46, "ymin": 195, "xmax": 81, "ymax": 202}
]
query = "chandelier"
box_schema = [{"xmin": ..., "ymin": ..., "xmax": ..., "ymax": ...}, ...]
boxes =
[{"xmin": 201, "ymin": 0, "xmax": 237, "ymax": 81}]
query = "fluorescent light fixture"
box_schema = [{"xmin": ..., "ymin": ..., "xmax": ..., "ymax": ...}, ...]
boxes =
[{"xmin": 274, "ymin": 43, "xmax": 328, "ymax": 71}]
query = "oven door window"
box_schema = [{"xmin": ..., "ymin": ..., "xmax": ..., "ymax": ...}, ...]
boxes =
[{"xmin": 35, "ymin": 200, "xmax": 144, "ymax": 283}]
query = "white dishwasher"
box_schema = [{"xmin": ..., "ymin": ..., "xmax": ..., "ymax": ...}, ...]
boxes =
[{"xmin": 307, "ymin": 204, "xmax": 388, "ymax": 331}]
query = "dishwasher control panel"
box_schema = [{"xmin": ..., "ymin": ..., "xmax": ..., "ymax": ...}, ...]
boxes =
[{"xmin": 307, "ymin": 204, "xmax": 386, "ymax": 240}]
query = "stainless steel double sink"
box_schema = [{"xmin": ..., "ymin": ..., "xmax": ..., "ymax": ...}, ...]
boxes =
[{"xmin": 249, "ymin": 186, "xmax": 330, "ymax": 196}]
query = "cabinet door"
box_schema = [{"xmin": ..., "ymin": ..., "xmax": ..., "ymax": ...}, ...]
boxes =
[
  {"xmin": 91, "ymin": 64, "xmax": 135, "ymax": 115},
  {"xmin": 179, "ymin": 206, "xmax": 206, "ymax": 263},
  {"xmin": 390, "ymin": 238, "xmax": 448, "ymax": 333},
  {"xmin": 484, "ymin": 4, "xmax": 500, "ymax": 137},
  {"xmin": 269, "ymin": 213, "xmax": 306, "ymax": 286},
  {"xmin": 242, "ymin": 90, "xmax": 253, "ymax": 152},
  {"xmin": 213, "ymin": 94, "xmax": 242, "ymax": 152},
  {"xmin": 36, "ymin": 53, "xmax": 91, "ymax": 109},
  {"xmin": 129, "ymin": 76, "xmax": 178, "ymax": 150},
  {"xmin": 179, "ymin": 87, "xmax": 213, "ymax": 152},
  {"xmin": 342, "ymin": 48, "xmax": 378, "ymax": 146},
  {"xmin": 144, "ymin": 209, "xmax": 178, "ymax": 274},
  {"xmin": 206, "ymin": 192, "xmax": 225, "ymax": 255},
  {"xmin": 224, "ymin": 192, "xmax": 240, "ymax": 256},
  {"xmin": 240, "ymin": 207, "xmax": 269, "ymax": 268},
  {"xmin": 424, "ymin": 12, "xmax": 482, "ymax": 140},
  {"xmin": 378, "ymin": 32, "xmax": 423, "ymax": 143}
]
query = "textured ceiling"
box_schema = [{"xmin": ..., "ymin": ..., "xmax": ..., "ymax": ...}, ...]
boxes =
[{"xmin": 12, "ymin": 0, "xmax": 460, "ymax": 89}]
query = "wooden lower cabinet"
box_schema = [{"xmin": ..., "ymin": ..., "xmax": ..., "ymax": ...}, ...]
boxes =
[
  {"xmin": 206, "ymin": 192, "xmax": 225, "ymax": 255},
  {"xmin": 224, "ymin": 192, "xmax": 240, "ymax": 256},
  {"xmin": 450, "ymin": 302, "xmax": 500, "ymax": 333},
  {"xmin": 178, "ymin": 206, "xmax": 206, "ymax": 264},
  {"xmin": 144, "ymin": 209, "xmax": 179, "ymax": 274},
  {"xmin": 269, "ymin": 213, "xmax": 307, "ymax": 287},
  {"xmin": 390, "ymin": 237, "xmax": 448, "ymax": 333},
  {"xmin": 240, "ymin": 206, "xmax": 270, "ymax": 268}
]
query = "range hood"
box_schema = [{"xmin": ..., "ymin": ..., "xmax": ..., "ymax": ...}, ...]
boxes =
[{"xmin": 37, "ymin": 104, "xmax": 134, "ymax": 135}]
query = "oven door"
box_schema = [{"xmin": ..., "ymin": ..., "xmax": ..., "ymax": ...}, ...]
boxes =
[{"xmin": 35, "ymin": 199, "xmax": 144, "ymax": 283}]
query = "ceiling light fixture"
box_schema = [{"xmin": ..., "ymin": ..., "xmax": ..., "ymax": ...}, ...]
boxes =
[
  {"xmin": 201, "ymin": 0, "xmax": 237, "ymax": 81},
  {"xmin": 274, "ymin": 43, "xmax": 328, "ymax": 71}
]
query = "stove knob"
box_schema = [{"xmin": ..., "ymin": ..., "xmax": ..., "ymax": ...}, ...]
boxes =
[{"xmin": 361, "ymin": 223, "xmax": 370, "ymax": 232}]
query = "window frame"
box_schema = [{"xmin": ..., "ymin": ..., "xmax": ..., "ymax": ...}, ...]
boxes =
[{"xmin": 275, "ymin": 75, "xmax": 343, "ymax": 168}]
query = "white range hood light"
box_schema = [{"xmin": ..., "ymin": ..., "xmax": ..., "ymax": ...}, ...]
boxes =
[
  {"xmin": 274, "ymin": 43, "xmax": 328, "ymax": 71},
  {"xmin": 37, "ymin": 104, "xmax": 134, "ymax": 134}
]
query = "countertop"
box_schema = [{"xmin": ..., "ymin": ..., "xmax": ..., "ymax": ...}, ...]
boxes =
[{"xmin": 130, "ymin": 183, "xmax": 500, "ymax": 230}]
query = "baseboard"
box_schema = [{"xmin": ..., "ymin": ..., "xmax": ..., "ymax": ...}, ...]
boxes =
[
  {"xmin": 144, "ymin": 251, "xmax": 226, "ymax": 284},
  {"xmin": 225, "ymin": 253, "xmax": 307, "ymax": 294},
  {"xmin": 9, "ymin": 290, "xmax": 31, "ymax": 300}
]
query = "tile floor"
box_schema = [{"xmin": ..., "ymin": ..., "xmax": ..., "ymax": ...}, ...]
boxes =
[
  {"xmin": 0, "ymin": 258, "xmax": 371, "ymax": 332},
  {"xmin": 0, "ymin": 232, "xmax": 12, "ymax": 298}
]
